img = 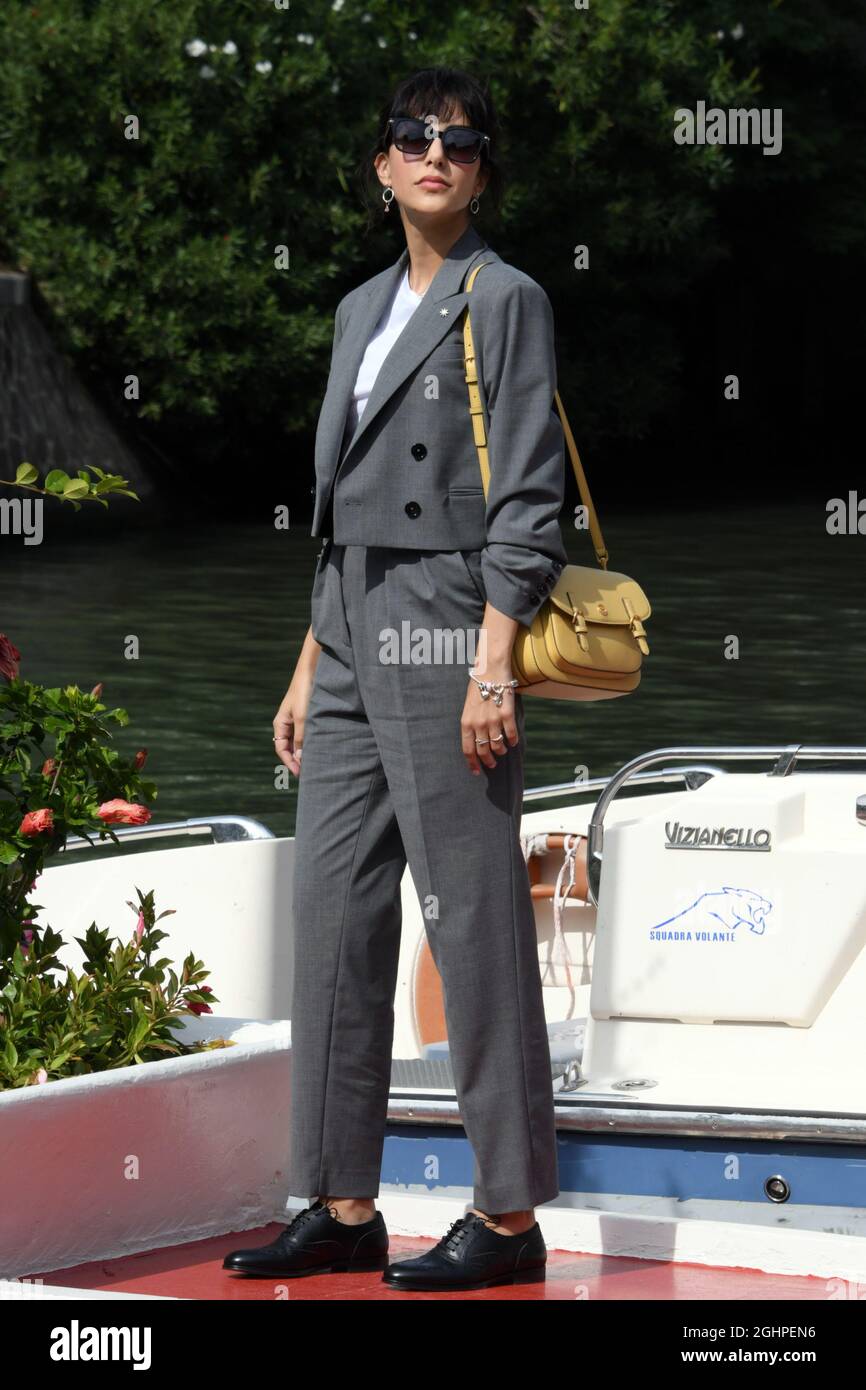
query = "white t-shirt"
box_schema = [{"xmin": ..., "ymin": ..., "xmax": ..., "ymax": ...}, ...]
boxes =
[{"xmin": 347, "ymin": 268, "xmax": 423, "ymax": 435}]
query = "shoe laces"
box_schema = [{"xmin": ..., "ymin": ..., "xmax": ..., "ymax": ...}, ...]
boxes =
[
  {"xmin": 282, "ymin": 1200, "xmax": 330, "ymax": 1239},
  {"xmin": 436, "ymin": 1212, "xmax": 495, "ymax": 1255}
]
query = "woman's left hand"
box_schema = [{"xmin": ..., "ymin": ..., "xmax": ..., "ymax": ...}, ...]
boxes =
[{"xmin": 460, "ymin": 665, "xmax": 520, "ymax": 775}]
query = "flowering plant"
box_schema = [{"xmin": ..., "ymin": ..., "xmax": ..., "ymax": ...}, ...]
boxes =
[
  {"xmin": 0, "ymin": 637, "xmax": 223, "ymax": 1086},
  {"xmin": 0, "ymin": 634, "xmax": 156, "ymax": 958},
  {"xmin": 0, "ymin": 886, "xmax": 222, "ymax": 1091}
]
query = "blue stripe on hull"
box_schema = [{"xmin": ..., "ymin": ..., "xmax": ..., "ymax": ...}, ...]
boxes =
[{"xmin": 381, "ymin": 1125, "xmax": 866, "ymax": 1207}]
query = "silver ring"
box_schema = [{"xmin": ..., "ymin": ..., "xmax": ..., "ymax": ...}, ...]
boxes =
[
  {"xmin": 475, "ymin": 738, "xmax": 490, "ymax": 746},
  {"xmin": 491, "ymin": 734, "xmax": 505, "ymax": 742}
]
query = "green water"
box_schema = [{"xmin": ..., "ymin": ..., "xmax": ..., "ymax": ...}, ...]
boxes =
[{"xmin": 2, "ymin": 500, "xmax": 863, "ymax": 838}]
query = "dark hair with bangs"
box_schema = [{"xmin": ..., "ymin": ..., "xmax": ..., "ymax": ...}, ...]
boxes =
[{"xmin": 356, "ymin": 67, "xmax": 503, "ymax": 228}]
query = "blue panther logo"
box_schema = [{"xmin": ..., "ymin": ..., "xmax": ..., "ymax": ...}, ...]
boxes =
[{"xmin": 649, "ymin": 886, "xmax": 772, "ymax": 936}]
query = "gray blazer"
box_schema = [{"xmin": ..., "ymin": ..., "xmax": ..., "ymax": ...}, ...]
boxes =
[{"xmin": 310, "ymin": 222, "xmax": 567, "ymax": 626}]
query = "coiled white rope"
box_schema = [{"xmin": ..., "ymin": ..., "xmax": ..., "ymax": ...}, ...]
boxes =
[{"xmin": 520, "ymin": 831, "xmax": 581, "ymax": 982}]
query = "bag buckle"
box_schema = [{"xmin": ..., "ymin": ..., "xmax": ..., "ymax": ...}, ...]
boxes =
[
  {"xmin": 566, "ymin": 593, "xmax": 591, "ymax": 652},
  {"xmin": 622, "ymin": 597, "xmax": 650, "ymax": 655},
  {"xmin": 630, "ymin": 618, "xmax": 650, "ymax": 655}
]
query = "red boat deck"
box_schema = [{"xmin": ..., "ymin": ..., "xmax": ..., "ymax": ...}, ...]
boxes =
[{"xmin": 33, "ymin": 1222, "xmax": 830, "ymax": 1300}]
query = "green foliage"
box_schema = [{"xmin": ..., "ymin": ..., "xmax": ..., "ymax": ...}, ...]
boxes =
[
  {"xmin": 4, "ymin": 461, "xmax": 139, "ymax": 510},
  {"xmin": 0, "ymin": 652, "xmax": 225, "ymax": 1088},
  {"xmin": 0, "ymin": 0, "xmax": 861, "ymax": 457},
  {"xmin": 0, "ymin": 887, "xmax": 224, "ymax": 1091},
  {"xmin": 0, "ymin": 673, "xmax": 156, "ymax": 957}
]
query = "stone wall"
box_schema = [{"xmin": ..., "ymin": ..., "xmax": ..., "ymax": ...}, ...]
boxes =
[{"xmin": 0, "ymin": 270, "xmax": 155, "ymax": 508}]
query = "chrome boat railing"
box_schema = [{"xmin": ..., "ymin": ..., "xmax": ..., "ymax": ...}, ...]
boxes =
[{"xmin": 60, "ymin": 814, "xmax": 274, "ymax": 852}]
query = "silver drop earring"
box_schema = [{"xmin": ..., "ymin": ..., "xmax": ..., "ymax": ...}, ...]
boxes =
[
  {"xmin": 469, "ymin": 195, "xmax": 480, "ymax": 214},
  {"xmin": 382, "ymin": 186, "xmax": 395, "ymax": 213}
]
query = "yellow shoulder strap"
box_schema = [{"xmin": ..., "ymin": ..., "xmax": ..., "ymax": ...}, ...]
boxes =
[{"xmin": 463, "ymin": 260, "xmax": 609, "ymax": 569}]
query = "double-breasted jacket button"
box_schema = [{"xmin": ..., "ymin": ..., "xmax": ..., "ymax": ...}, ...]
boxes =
[
  {"xmin": 410, "ymin": 442, "xmax": 427, "ymax": 460},
  {"xmin": 405, "ymin": 501, "xmax": 422, "ymax": 518}
]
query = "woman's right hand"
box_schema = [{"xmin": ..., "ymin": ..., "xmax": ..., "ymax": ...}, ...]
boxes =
[{"xmin": 274, "ymin": 626, "xmax": 321, "ymax": 777}]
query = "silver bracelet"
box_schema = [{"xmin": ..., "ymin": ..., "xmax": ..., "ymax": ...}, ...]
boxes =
[{"xmin": 468, "ymin": 667, "xmax": 519, "ymax": 708}]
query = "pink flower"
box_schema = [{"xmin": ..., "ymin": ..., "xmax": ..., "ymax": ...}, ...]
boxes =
[
  {"xmin": 133, "ymin": 748, "xmax": 148, "ymax": 770},
  {"xmin": 35, "ymin": 1068, "xmax": 48, "ymax": 1085},
  {"xmin": 97, "ymin": 799, "xmax": 151, "ymax": 826},
  {"xmin": 19, "ymin": 808, "xmax": 54, "ymax": 836},
  {"xmin": 0, "ymin": 634, "xmax": 21, "ymax": 683},
  {"xmin": 134, "ymin": 911, "xmax": 146, "ymax": 946},
  {"xmin": 21, "ymin": 927, "xmax": 35, "ymax": 956},
  {"xmin": 90, "ymin": 682, "xmax": 104, "ymax": 698},
  {"xmin": 187, "ymin": 985, "xmax": 213, "ymax": 1017},
  {"xmin": 41, "ymin": 757, "xmax": 57, "ymax": 777}
]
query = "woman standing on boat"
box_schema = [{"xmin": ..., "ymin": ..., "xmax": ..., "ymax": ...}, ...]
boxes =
[{"xmin": 224, "ymin": 67, "xmax": 568, "ymax": 1292}]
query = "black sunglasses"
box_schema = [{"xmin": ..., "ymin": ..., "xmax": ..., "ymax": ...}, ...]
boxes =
[{"xmin": 387, "ymin": 116, "xmax": 490, "ymax": 166}]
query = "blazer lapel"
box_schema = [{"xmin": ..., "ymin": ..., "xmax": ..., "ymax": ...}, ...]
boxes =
[
  {"xmin": 337, "ymin": 223, "xmax": 489, "ymax": 466},
  {"xmin": 315, "ymin": 248, "xmax": 409, "ymax": 481}
]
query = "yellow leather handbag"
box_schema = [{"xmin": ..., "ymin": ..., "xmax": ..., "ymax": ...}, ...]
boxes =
[{"xmin": 463, "ymin": 261, "xmax": 652, "ymax": 701}]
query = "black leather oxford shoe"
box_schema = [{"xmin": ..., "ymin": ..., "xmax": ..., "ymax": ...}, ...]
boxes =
[
  {"xmin": 222, "ymin": 1200, "xmax": 389, "ymax": 1278},
  {"xmin": 382, "ymin": 1212, "xmax": 547, "ymax": 1291}
]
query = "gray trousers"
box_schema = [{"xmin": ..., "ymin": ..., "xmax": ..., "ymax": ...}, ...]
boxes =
[{"xmin": 288, "ymin": 541, "xmax": 559, "ymax": 1213}]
